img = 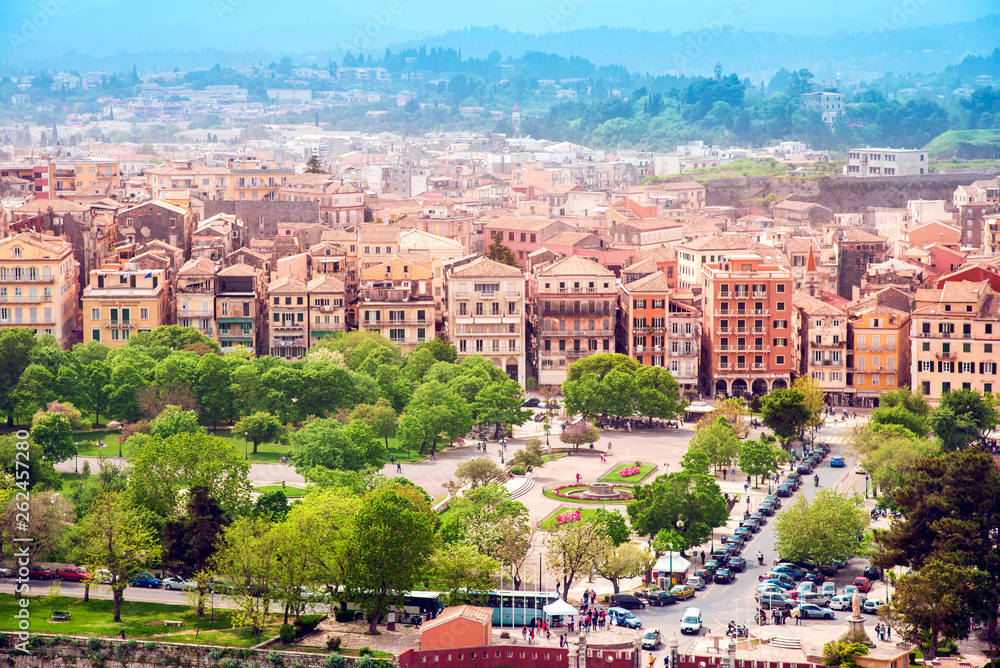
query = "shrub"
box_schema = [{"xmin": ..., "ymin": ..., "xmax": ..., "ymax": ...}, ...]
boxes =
[
  {"xmin": 144, "ymin": 641, "xmax": 156, "ymax": 651},
  {"xmin": 267, "ymin": 650, "xmax": 284, "ymax": 666},
  {"xmin": 279, "ymin": 624, "xmax": 297, "ymax": 644},
  {"xmin": 359, "ymin": 646, "xmax": 374, "ymax": 656},
  {"xmin": 210, "ymin": 649, "xmax": 224, "ymax": 660},
  {"xmin": 356, "ymin": 657, "xmax": 376, "ymax": 668},
  {"xmin": 0, "ymin": 633, "xmax": 9, "ymax": 648},
  {"xmin": 326, "ymin": 636, "xmax": 343, "ymax": 652},
  {"xmin": 323, "ymin": 655, "xmax": 345, "ymax": 668},
  {"xmin": 334, "ymin": 610, "xmax": 355, "ymax": 623},
  {"xmin": 293, "ymin": 614, "xmax": 326, "ymax": 636},
  {"xmin": 124, "ymin": 639, "xmax": 138, "ymax": 651},
  {"xmin": 87, "ymin": 636, "xmax": 103, "ymax": 650},
  {"xmin": 220, "ymin": 660, "xmax": 240, "ymax": 668},
  {"xmin": 511, "ymin": 464, "xmax": 526, "ymax": 475}
]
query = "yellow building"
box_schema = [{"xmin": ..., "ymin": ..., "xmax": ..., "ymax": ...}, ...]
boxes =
[
  {"xmin": 82, "ymin": 266, "xmax": 168, "ymax": 347},
  {"xmin": 226, "ymin": 158, "xmax": 294, "ymax": 201},
  {"xmin": 357, "ymin": 256, "xmax": 435, "ymax": 352},
  {"xmin": 849, "ymin": 306, "xmax": 910, "ymax": 407},
  {"xmin": 0, "ymin": 232, "xmax": 79, "ymax": 348},
  {"xmin": 45, "ymin": 159, "xmax": 121, "ymax": 196}
]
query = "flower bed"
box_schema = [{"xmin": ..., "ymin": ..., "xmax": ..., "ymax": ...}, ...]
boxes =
[
  {"xmin": 557, "ymin": 510, "xmax": 582, "ymax": 524},
  {"xmin": 619, "ymin": 466, "xmax": 641, "ymax": 478},
  {"xmin": 544, "ymin": 483, "xmax": 636, "ymax": 502},
  {"xmin": 598, "ymin": 463, "xmax": 656, "ymax": 484}
]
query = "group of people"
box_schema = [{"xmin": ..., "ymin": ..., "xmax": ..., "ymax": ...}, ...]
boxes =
[
  {"xmin": 520, "ymin": 621, "xmax": 550, "ymax": 644},
  {"xmin": 576, "ymin": 589, "xmax": 608, "ymax": 633},
  {"xmin": 874, "ymin": 623, "xmax": 892, "ymax": 642}
]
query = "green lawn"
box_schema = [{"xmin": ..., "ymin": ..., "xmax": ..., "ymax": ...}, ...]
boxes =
[
  {"xmin": 538, "ymin": 506, "xmax": 603, "ymax": 531},
  {"xmin": 145, "ymin": 624, "xmax": 282, "ymax": 648},
  {"xmin": 599, "ymin": 463, "xmax": 655, "ymax": 483},
  {"xmin": 59, "ymin": 472, "xmax": 84, "ymax": 496},
  {"xmin": 253, "ymin": 485, "xmax": 303, "ymax": 498},
  {"xmin": 0, "ymin": 594, "xmax": 256, "ymax": 640},
  {"xmin": 541, "ymin": 453, "xmax": 567, "ymax": 463}
]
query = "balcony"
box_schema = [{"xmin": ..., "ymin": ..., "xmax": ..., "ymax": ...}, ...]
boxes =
[
  {"xmin": 753, "ymin": 363, "xmax": 766, "ymax": 370},
  {"xmin": 718, "ymin": 363, "xmax": 730, "ymax": 370},
  {"xmin": 566, "ymin": 349, "xmax": 592, "ymax": 358},
  {"xmin": 812, "ymin": 340, "xmax": 847, "ymax": 348},
  {"xmin": 935, "ymin": 351, "xmax": 956, "ymax": 359},
  {"xmin": 714, "ymin": 344, "xmax": 769, "ymax": 353},
  {"xmin": 670, "ymin": 349, "xmax": 698, "ymax": 357},
  {"xmin": 0, "ymin": 294, "xmax": 52, "ymax": 303},
  {"xmin": 3, "ymin": 276, "xmax": 55, "ymax": 284},
  {"xmin": 633, "ymin": 325, "xmax": 666, "ymax": 334},
  {"xmin": 104, "ymin": 320, "xmax": 135, "ymax": 328}
]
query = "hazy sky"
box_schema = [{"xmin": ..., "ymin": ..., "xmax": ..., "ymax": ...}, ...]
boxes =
[{"xmin": 2, "ymin": 0, "xmax": 996, "ymax": 58}]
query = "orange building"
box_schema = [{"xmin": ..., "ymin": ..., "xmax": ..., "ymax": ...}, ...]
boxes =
[
  {"xmin": 702, "ymin": 253, "xmax": 794, "ymax": 398},
  {"xmin": 848, "ymin": 306, "xmax": 910, "ymax": 407},
  {"xmin": 418, "ymin": 606, "xmax": 493, "ymax": 650}
]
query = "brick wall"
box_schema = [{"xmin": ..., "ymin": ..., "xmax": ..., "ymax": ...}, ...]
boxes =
[{"xmin": 400, "ymin": 645, "xmax": 569, "ymax": 668}]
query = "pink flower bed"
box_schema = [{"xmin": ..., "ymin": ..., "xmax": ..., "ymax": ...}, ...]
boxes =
[
  {"xmin": 557, "ymin": 510, "xmax": 582, "ymax": 524},
  {"xmin": 549, "ymin": 483, "xmax": 635, "ymax": 498},
  {"xmin": 619, "ymin": 466, "xmax": 641, "ymax": 478}
]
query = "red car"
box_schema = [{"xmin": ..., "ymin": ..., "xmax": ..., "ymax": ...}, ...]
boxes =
[
  {"xmin": 56, "ymin": 567, "xmax": 91, "ymax": 582},
  {"xmin": 27, "ymin": 565, "xmax": 52, "ymax": 580},
  {"xmin": 852, "ymin": 577, "xmax": 873, "ymax": 593}
]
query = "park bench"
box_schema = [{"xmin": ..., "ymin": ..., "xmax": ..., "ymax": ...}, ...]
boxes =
[
  {"xmin": 50, "ymin": 611, "xmax": 72, "ymax": 621},
  {"xmin": 163, "ymin": 620, "xmax": 184, "ymax": 628}
]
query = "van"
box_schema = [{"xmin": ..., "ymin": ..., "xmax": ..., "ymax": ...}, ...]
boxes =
[
  {"xmin": 798, "ymin": 592, "xmax": 829, "ymax": 607},
  {"xmin": 757, "ymin": 593, "xmax": 793, "ymax": 610},
  {"xmin": 679, "ymin": 607, "xmax": 702, "ymax": 635},
  {"xmin": 609, "ymin": 593, "xmax": 645, "ymax": 610}
]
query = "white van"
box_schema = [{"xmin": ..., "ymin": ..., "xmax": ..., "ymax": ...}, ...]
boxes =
[{"xmin": 680, "ymin": 607, "xmax": 702, "ymax": 635}]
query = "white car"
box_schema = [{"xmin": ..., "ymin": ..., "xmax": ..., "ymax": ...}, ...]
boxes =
[
  {"xmin": 687, "ymin": 576, "xmax": 707, "ymax": 590},
  {"xmin": 92, "ymin": 569, "xmax": 113, "ymax": 584},
  {"xmin": 821, "ymin": 582, "xmax": 837, "ymax": 598},
  {"xmin": 862, "ymin": 598, "xmax": 886, "ymax": 615},
  {"xmin": 855, "ymin": 463, "xmax": 866, "ymax": 474},
  {"xmin": 162, "ymin": 576, "xmax": 197, "ymax": 591},
  {"xmin": 829, "ymin": 595, "xmax": 858, "ymax": 611}
]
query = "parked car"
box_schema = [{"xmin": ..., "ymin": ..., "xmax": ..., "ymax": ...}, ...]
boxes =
[
  {"xmin": 724, "ymin": 539, "xmax": 743, "ymax": 555},
  {"xmin": 798, "ymin": 592, "xmax": 830, "ymax": 607},
  {"xmin": 686, "ymin": 576, "xmax": 706, "ymax": 591},
  {"xmin": 0, "ymin": 565, "xmax": 13, "ymax": 578},
  {"xmin": 714, "ymin": 568, "xmax": 735, "ymax": 584},
  {"xmin": 162, "ymin": 576, "xmax": 197, "ymax": 591},
  {"xmin": 830, "ymin": 456, "xmax": 846, "ymax": 467},
  {"xmin": 703, "ymin": 560, "xmax": 721, "ymax": 576},
  {"xmin": 734, "ymin": 527, "xmax": 752, "ymax": 541},
  {"xmin": 852, "ymin": 577, "xmax": 873, "ymax": 593},
  {"xmin": 787, "ymin": 474, "xmax": 802, "ymax": 488},
  {"xmin": 855, "ymin": 464, "xmax": 866, "ymax": 474},
  {"xmin": 749, "ymin": 512, "xmax": 768, "ymax": 526},
  {"xmin": 760, "ymin": 578, "xmax": 795, "ymax": 591},
  {"xmin": 821, "ymin": 582, "xmax": 837, "ymax": 598},
  {"xmin": 772, "ymin": 564, "xmax": 804, "ymax": 581},
  {"xmin": 129, "ymin": 573, "xmax": 162, "ymax": 588},
  {"xmin": 796, "ymin": 463, "xmax": 812, "ymax": 475},
  {"xmin": 797, "ymin": 603, "xmax": 834, "ymax": 620},
  {"xmin": 727, "ymin": 556, "xmax": 747, "ymax": 573},
  {"xmin": 764, "ymin": 495, "xmax": 782, "ymax": 509},
  {"xmin": 92, "ymin": 569, "xmax": 113, "ymax": 584},
  {"xmin": 776, "ymin": 484, "xmax": 792, "ymax": 497},
  {"xmin": 829, "ymin": 595, "xmax": 855, "ymax": 611},
  {"xmin": 56, "ymin": 567, "xmax": 90, "ymax": 582},
  {"xmin": 803, "ymin": 571, "xmax": 826, "ymax": 585},
  {"xmin": 692, "ymin": 570, "xmax": 711, "ymax": 584},
  {"xmin": 670, "ymin": 585, "xmax": 696, "ymax": 600},
  {"xmin": 756, "ymin": 584, "xmax": 785, "ymax": 596},
  {"xmin": 647, "ymin": 590, "xmax": 677, "ymax": 606},
  {"xmin": 863, "ymin": 566, "xmax": 882, "ymax": 581},
  {"xmin": 759, "ymin": 571, "xmax": 795, "ymax": 587},
  {"xmin": 843, "ymin": 585, "xmax": 860, "ymax": 597},
  {"xmin": 608, "ymin": 607, "xmax": 642, "ymax": 629},
  {"xmin": 679, "ymin": 608, "xmax": 702, "ymax": 635},
  {"xmin": 741, "ymin": 518, "xmax": 760, "ymax": 533},
  {"xmin": 522, "ymin": 398, "xmax": 541, "ymax": 407},
  {"xmin": 795, "ymin": 581, "xmax": 818, "ymax": 594},
  {"xmin": 758, "ymin": 501, "xmax": 775, "ymax": 515},
  {"xmin": 27, "ymin": 565, "xmax": 52, "ymax": 580},
  {"xmin": 862, "ymin": 599, "xmax": 886, "ymax": 615},
  {"xmin": 758, "ymin": 593, "xmax": 794, "ymax": 610},
  {"xmin": 711, "ymin": 548, "xmax": 732, "ymax": 561},
  {"xmin": 610, "ymin": 593, "xmax": 645, "ymax": 609},
  {"xmin": 818, "ymin": 562, "xmax": 838, "ymax": 575},
  {"xmin": 641, "ymin": 629, "xmax": 661, "ymax": 650}
]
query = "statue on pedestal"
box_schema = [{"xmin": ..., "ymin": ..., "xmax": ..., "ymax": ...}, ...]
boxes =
[{"xmin": 851, "ymin": 592, "xmax": 862, "ymax": 618}]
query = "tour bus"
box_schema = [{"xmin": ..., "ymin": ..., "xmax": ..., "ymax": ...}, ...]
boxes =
[
  {"xmin": 483, "ymin": 590, "xmax": 561, "ymax": 627},
  {"xmin": 326, "ymin": 587, "xmax": 444, "ymax": 620}
]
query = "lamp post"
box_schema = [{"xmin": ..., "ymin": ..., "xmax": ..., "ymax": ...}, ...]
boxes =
[
  {"xmin": 244, "ymin": 431, "xmax": 249, "ymax": 461},
  {"xmin": 75, "ymin": 442, "xmax": 79, "ymax": 474},
  {"xmin": 543, "ymin": 417, "xmax": 550, "ymax": 447},
  {"xmin": 864, "ymin": 473, "xmax": 870, "ymax": 499},
  {"xmin": 745, "ymin": 494, "xmax": 751, "ymax": 520},
  {"xmin": 117, "ymin": 425, "xmax": 123, "ymax": 458}
]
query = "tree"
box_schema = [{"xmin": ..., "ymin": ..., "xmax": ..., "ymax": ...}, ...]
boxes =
[
  {"xmin": 589, "ymin": 508, "xmax": 631, "ymax": 546},
  {"xmin": 929, "ymin": 389, "xmax": 998, "ymax": 450},
  {"xmin": 162, "ymin": 485, "xmax": 229, "ymax": 580},
  {"xmin": 30, "ymin": 412, "xmax": 75, "ymax": 463},
  {"xmin": 473, "ymin": 377, "xmax": 533, "ymax": 437},
  {"xmin": 698, "ymin": 397, "xmax": 750, "ymax": 439},
  {"xmin": 344, "ymin": 482, "xmax": 437, "ymax": 633},
  {"xmin": 760, "ymin": 388, "xmax": 812, "ymax": 445},
  {"xmin": 792, "ymin": 375, "xmax": 826, "ymax": 429},
  {"xmin": 633, "ymin": 366, "xmax": 688, "ymax": 423},
  {"xmin": 483, "ymin": 236, "xmax": 519, "ymax": 268},
  {"xmin": 83, "ymin": 360, "xmax": 113, "ymax": 426},
  {"xmin": 853, "ymin": 424, "xmax": 939, "ymax": 501},
  {"xmin": 350, "ymin": 398, "xmax": 397, "ymax": 448},
  {"xmin": 679, "ymin": 449, "xmax": 711, "ymax": 475},
  {"xmin": 560, "ymin": 420, "xmax": 600, "ymax": 450},
  {"xmin": 687, "ymin": 417, "xmax": 740, "ymax": 474},
  {"xmin": 253, "ymin": 489, "xmax": 290, "ymax": 520},
  {"xmin": 304, "ymin": 154, "xmax": 326, "ymax": 173},
  {"xmin": 885, "ymin": 560, "xmax": 991, "ymax": 659},
  {"xmin": 626, "ymin": 471, "xmax": 729, "ymax": 551},
  {"xmin": 429, "ymin": 543, "xmax": 499, "ymax": 605},
  {"xmin": 412, "ymin": 338, "xmax": 458, "ymax": 364},
  {"xmin": 595, "ymin": 541, "xmax": 651, "ymax": 594},
  {"xmin": 448, "ymin": 457, "xmax": 507, "ymax": 492},
  {"xmin": 870, "ymin": 404, "xmax": 928, "ymax": 438},
  {"xmin": 12, "ymin": 363, "xmax": 56, "ymax": 422},
  {"xmin": 81, "ymin": 491, "xmax": 161, "ymax": 622},
  {"xmin": 0, "ymin": 328, "xmax": 36, "ymax": 426},
  {"xmin": 511, "ymin": 439, "xmax": 545, "ymax": 469},
  {"xmin": 774, "ymin": 489, "xmax": 869, "ymax": 564},
  {"xmin": 212, "ymin": 516, "xmax": 279, "ymax": 636},
  {"xmin": 232, "ymin": 411, "xmax": 283, "ymax": 455},
  {"xmin": 150, "ymin": 405, "xmax": 205, "ymax": 439},
  {"xmin": 193, "ymin": 354, "xmax": 233, "ymax": 428},
  {"xmin": 545, "ymin": 518, "xmax": 611, "ymax": 593},
  {"xmin": 397, "ymin": 382, "xmax": 471, "ymax": 456},
  {"xmin": 290, "ymin": 418, "xmax": 387, "ymax": 474},
  {"xmin": 737, "ymin": 436, "xmax": 782, "ymax": 485},
  {"xmin": 880, "ymin": 387, "xmax": 930, "ymax": 415},
  {"xmin": 128, "ymin": 433, "xmax": 252, "ymax": 519},
  {"xmin": 1, "ymin": 491, "xmax": 72, "ymax": 564}
]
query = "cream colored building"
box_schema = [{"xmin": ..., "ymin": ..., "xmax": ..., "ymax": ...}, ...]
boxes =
[
  {"xmin": 357, "ymin": 256, "xmax": 435, "ymax": 352},
  {"xmin": 307, "ymin": 273, "xmax": 346, "ymax": 348},
  {"xmin": 82, "ymin": 266, "xmax": 168, "ymax": 347},
  {"xmin": 268, "ymin": 275, "xmax": 309, "ymax": 359},
  {"xmin": 447, "ymin": 257, "xmax": 526, "ymax": 384},
  {"xmin": 0, "ymin": 232, "xmax": 79, "ymax": 347},
  {"xmin": 176, "ymin": 257, "xmax": 218, "ymax": 338},
  {"xmin": 793, "ymin": 291, "xmax": 849, "ymax": 402}
]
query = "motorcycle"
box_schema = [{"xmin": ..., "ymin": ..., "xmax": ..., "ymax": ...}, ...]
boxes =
[
  {"xmin": 726, "ymin": 622, "xmax": 748, "ymax": 638},
  {"xmin": 757, "ymin": 553, "xmax": 765, "ymax": 566},
  {"xmin": 813, "ymin": 475, "xmax": 820, "ymax": 487}
]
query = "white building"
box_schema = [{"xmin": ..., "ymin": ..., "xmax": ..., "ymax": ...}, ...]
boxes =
[{"xmin": 845, "ymin": 148, "xmax": 929, "ymax": 177}]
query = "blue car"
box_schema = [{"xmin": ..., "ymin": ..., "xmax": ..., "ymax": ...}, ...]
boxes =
[
  {"xmin": 128, "ymin": 573, "xmax": 162, "ymax": 588},
  {"xmin": 830, "ymin": 456, "xmax": 846, "ymax": 467}
]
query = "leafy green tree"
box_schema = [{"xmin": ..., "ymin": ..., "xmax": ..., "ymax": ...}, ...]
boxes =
[
  {"xmin": 81, "ymin": 491, "xmax": 162, "ymax": 622},
  {"xmin": 193, "ymin": 354, "xmax": 234, "ymax": 428},
  {"xmin": 150, "ymin": 405, "xmax": 205, "ymax": 438},
  {"xmin": 687, "ymin": 417, "xmax": 741, "ymax": 474},
  {"xmin": 12, "ymin": 363, "xmax": 56, "ymax": 423},
  {"xmin": 559, "ymin": 420, "xmax": 601, "ymax": 450},
  {"xmin": 0, "ymin": 490, "xmax": 72, "ymax": 564},
  {"xmin": 83, "ymin": 360, "xmax": 114, "ymax": 426},
  {"xmin": 72, "ymin": 339, "xmax": 111, "ymax": 366},
  {"xmin": 304, "ymin": 154, "xmax": 326, "ymax": 173},
  {"xmin": 679, "ymin": 449, "xmax": 711, "ymax": 475},
  {"xmin": 870, "ymin": 404, "xmax": 928, "ymax": 438},
  {"xmin": 774, "ymin": 489, "xmax": 869, "ymax": 564},
  {"xmin": 232, "ymin": 411, "xmax": 283, "ymax": 455},
  {"xmin": 737, "ymin": 437, "xmax": 782, "ymax": 485},
  {"xmin": 397, "ymin": 382, "xmax": 471, "ymax": 455},
  {"xmin": 429, "ymin": 542, "xmax": 499, "ymax": 605},
  {"xmin": 229, "ymin": 362, "xmax": 269, "ymax": 416},
  {"xmin": 344, "ymin": 482, "xmax": 437, "ymax": 633},
  {"xmin": 698, "ymin": 397, "xmax": 750, "ymax": 439},
  {"xmin": 886, "ymin": 560, "xmax": 991, "ymax": 659},
  {"xmin": 929, "ymin": 389, "xmax": 998, "ymax": 450},
  {"xmin": 589, "ymin": 508, "xmax": 631, "ymax": 546},
  {"xmin": 128, "ymin": 433, "xmax": 253, "ymax": 518},
  {"xmin": 546, "ymin": 517, "xmax": 612, "ymax": 593},
  {"xmin": 483, "ymin": 236, "xmax": 519, "ymax": 268},
  {"xmin": 473, "ymin": 377, "xmax": 533, "ymax": 437},
  {"xmin": 595, "ymin": 541, "xmax": 650, "ymax": 594},
  {"xmin": 106, "ymin": 360, "xmax": 149, "ymax": 423},
  {"xmin": 792, "ymin": 375, "xmax": 826, "ymax": 429},
  {"xmin": 0, "ymin": 328, "xmax": 37, "ymax": 426},
  {"xmin": 412, "ymin": 338, "xmax": 458, "ymax": 364},
  {"xmin": 375, "ymin": 364, "xmax": 413, "ymax": 413},
  {"xmin": 350, "ymin": 398, "xmax": 398, "ymax": 449},
  {"xmin": 562, "ymin": 353, "xmax": 639, "ymax": 419},
  {"xmin": 880, "ymin": 387, "xmax": 930, "ymax": 416},
  {"xmin": 212, "ymin": 515, "xmax": 279, "ymax": 636},
  {"xmin": 253, "ymin": 489, "xmax": 290, "ymax": 521},
  {"xmin": 327, "ymin": 330, "xmax": 401, "ymax": 372},
  {"xmin": 626, "ymin": 471, "xmax": 729, "ymax": 551},
  {"xmin": 290, "ymin": 418, "xmax": 387, "ymax": 474},
  {"xmin": 0, "ymin": 436, "xmax": 61, "ymax": 492},
  {"xmin": 760, "ymin": 388, "xmax": 812, "ymax": 445},
  {"xmin": 30, "ymin": 412, "xmax": 75, "ymax": 463},
  {"xmin": 633, "ymin": 366, "xmax": 688, "ymax": 423},
  {"xmin": 162, "ymin": 485, "xmax": 229, "ymax": 584}
]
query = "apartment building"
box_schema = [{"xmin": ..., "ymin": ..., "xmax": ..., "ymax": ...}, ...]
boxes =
[
  {"xmin": 307, "ymin": 273, "xmax": 347, "ymax": 348},
  {"xmin": 910, "ymin": 281, "xmax": 1000, "ymax": 401},
  {"xmin": 268, "ymin": 275, "xmax": 309, "ymax": 359},
  {"xmin": 702, "ymin": 253, "xmax": 794, "ymax": 398},
  {"xmin": 529, "ymin": 255, "xmax": 616, "ymax": 386},
  {"xmin": 192, "ymin": 213, "xmax": 242, "ymax": 262},
  {"xmin": 145, "ymin": 160, "xmax": 230, "ymax": 200},
  {"xmin": 0, "ymin": 232, "xmax": 79, "ymax": 347},
  {"xmin": 845, "ymin": 148, "xmax": 929, "ymax": 177},
  {"xmin": 447, "ymin": 257, "xmax": 527, "ymax": 384},
  {"xmin": 618, "ymin": 272, "xmax": 700, "ymax": 394},
  {"xmin": 116, "ymin": 199, "xmax": 193, "ymax": 252},
  {"xmin": 216, "ymin": 264, "xmax": 266, "ymax": 353},
  {"xmin": 849, "ymin": 306, "xmax": 910, "ymax": 407},
  {"xmin": 82, "ymin": 266, "xmax": 168, "ymax": 347},
  {"xmin": 226, "ymin": 158, "xmax": 294, "ymax": 201},
  {"xmin": 33, "ymin": 159, "xmax": 121, "ymax": 199},
  {"xmin": 800, "ymin": 91, "xmax": 845, "ymax": 124},
  {"xmin": 176, "ymin": 257, "xmax": 218, "ymax": 338},
  {"xmin": 356, "ymin": 256, "xmax": 435, "ymax": 352},
  {"xmin": 829, "ymin": 227, "xmax": 890, "ymax": 300},
  {"xmin": 793, "ymin": 292, "xmax": 849, "ymax": 404},
  {"xmin": 276, "ymin": 177, "xmax": 366, "ymax": 226}
]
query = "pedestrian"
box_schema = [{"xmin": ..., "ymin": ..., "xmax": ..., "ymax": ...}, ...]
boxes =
[
  {"xmin": 700, "ymin": 550, "xmax": 705, "ymax": 565},
  {"xmin": 559, "ymin": 634, "xmax": 565, "ymax": 648},
  {"xmin": 390, "ymin": 454, "xmax": 396, "ymax": 464},
  {"xmin": 649, "ymin": 652, "xmax": 656, "ymax": 668},
  {"xmin": 522, "ymin": 626, "xmax": 528, "ymax": 641},
  {"xmin": 530, "ymin": 627, "xmax": 535, "ymax": 643},
  {"xmin": 731, "ymin": 468, "xmax": 736, "ymax": 478},
  {"xmin": 431, "ymin": 445, "xmax": 436, "ymax": 460},
  {"xmin": 744, "ymin": 482, "xmax": 749, "ymax": 492},
  {"xmin": 886, "ymin": 626, "xmax": 891, "ymax": 641},
  {"xmin": 792, "ymin": 607, "xmax": 800, "ymax": 625},
  {"xmin": 607, "ymin": 441, "xmax": 612, "ymax": 452},
  {"xmin": 396, "ymin": 461, "xmax": 402, "ymax": 473},
  {"xmin": 723, "ymin": 469, "xmax": 727, "ymax": 480},
  {"xmin": 746, "ymin": 475, "xmax": 751, "ymax": 485}
]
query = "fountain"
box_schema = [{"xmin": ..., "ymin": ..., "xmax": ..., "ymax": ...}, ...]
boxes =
[{"xmin": 581, "ymin": 482, "xmax": 626, "ymax": 500}]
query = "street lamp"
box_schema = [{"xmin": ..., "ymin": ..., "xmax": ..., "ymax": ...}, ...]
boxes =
[
  {"xmin": 543, "ymin": 417, "xmax": 550, "ymax": 447},
  {"xmin": 864, "ymin": 473, "xmax": 870, "ymax": 499},
  {"xmin": 75, "ymin": 442, "xmax": 79, "ymax": 474},
  {"xmin": 117, "ymin": 425, "xmax": 123, "ymax": 458},
  {"xmin": 244, "ymin": 431, "xmax": 249, "ymax": 461},
  {"xmin": 745, "ymin": 494, "xmax": 751, "ymax": 520}
]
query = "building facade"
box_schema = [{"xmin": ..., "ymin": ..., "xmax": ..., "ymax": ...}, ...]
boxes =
[
  {"xmin": 0, "ymin": 232, "xmax": 79, "ymax": 347},
  {"xmin": 849, "ymin": 307, "xmax": 910, "ymax": 407},
  {"xmin": 215, "ymin": 264, "xmax": 266, "ymax": 353},
  {"xmin": 82, "ymin": 266, "xmax": 168, "ymax": 347},
  {"xmin": 793, "ymin": 292, "xmax": 849, "ymax": 404},
  {"xmin": 176, "ymin": 257, "xmax": 218, "ymax": 338},
  {"xmin": 845, "ymin": 148, "xmax": 929, "ymax": 177},
  {"xmin": 356, "ymin": 256, "xmax": 435, "ymax": 352}
]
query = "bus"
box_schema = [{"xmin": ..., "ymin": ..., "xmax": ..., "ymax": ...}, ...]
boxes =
[
  {"xmin": 484, "ymin": 590, "xmax": 560, "ymax": 627},
  {"xmin": 325, "ymin": 587, "xmax": 445, "ymax": 620}
]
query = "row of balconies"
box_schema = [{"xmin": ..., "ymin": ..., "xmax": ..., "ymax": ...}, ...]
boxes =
[
  {"xmin": 717, "ymin": 327, "xmax": 767, "ymax": 334},
  {"xmin": 0, "ymin": 295, "xmax": 53, "ymax": 303},
  {"xmin": 715, "ymin": 344, "xmax": 770, "ymax": 353},
  {"xmin": 540, "ymin": 329, "xmax": 613, "ymax": 336},
  {"xmin": 911, "ymin": 331, "xmax": 972, "ymax": 340},
  {"xmin": 813, "ymin": 359, "xmax": 845, "ymax": 367},
  {"xmin": 811, "ymin": 340, "xmax": 847, "ymax": 348},
  {"xmin": 714, "ymin": 309, "xmax": 770, "ymax": 317},
  {"xmin": 716, "ymin": 290, "xmax": 769, "ymax": 299},
  {"xmin": 717, "ymin": 362, "xmax": 768, "ymax": 371},
  {"xmin": 0, "ymin": 276, "xmax": 56, "ymax": 284}
]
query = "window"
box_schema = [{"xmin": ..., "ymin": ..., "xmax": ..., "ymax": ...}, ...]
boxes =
[
  {"xmin": 140, "ymin": 308, "xmax": 149, "ymax": 320},
  {"xmin": 922, "ymin": 342, "xmax": 930, "ymax": 351},
  {"xmin": 987, "ymin": 324, "xmax": 994, "ymax": 335},
  {"xmin": 988, "ymin": 344, "xmax": 994, "ymax": 354},
  {"xmin": 961, "ymin": 361, "xmax": 974, "ymax": 373},
  {"xmin": 776, "ymin": 355, "xmax": 785, "ymax": 365},
  {"xmin": 776, "ymin": 284, "xmax": 786, "ymax": 293},
  {"xmin": 90, "ymin": 307, "xmax": 100, "ymax": 320},
  {"xmin": 776, "ymin": 302, "xmax": 785, "ymax": 311},
  {"xmin": 919, "ymin": 360, "xmax": 933, "ymax": 373}
]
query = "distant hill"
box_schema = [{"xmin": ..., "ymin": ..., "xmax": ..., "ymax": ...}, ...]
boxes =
[{"xmin": 925, "ymin": 130, "xmax": 1000, "ymax": 160}]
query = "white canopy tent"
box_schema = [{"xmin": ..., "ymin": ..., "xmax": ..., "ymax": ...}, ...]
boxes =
[{"xmin": 543, "ymin": 598, "xmax": 578, "ymax": 618}]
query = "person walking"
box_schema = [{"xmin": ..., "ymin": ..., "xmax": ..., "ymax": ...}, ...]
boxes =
[{"xmin": 396, "ymin": 461, "xmax": 402, "ymax": 473}]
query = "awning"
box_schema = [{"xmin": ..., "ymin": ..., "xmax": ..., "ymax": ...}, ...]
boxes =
[
  {"xmin": 543, "ymin": 599, "xmax": 578, "ymax": 617},
  {"xmin": 685, "ymin": 405, "xmax": 716, "ymax": 414},
  {"xmin": 652, "ymin": 552, "xmax": 691, "ymax": 573}
]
